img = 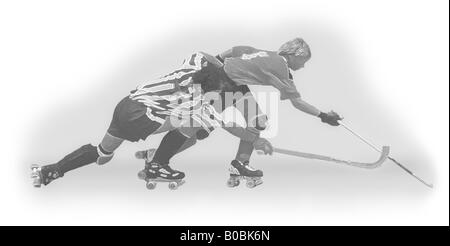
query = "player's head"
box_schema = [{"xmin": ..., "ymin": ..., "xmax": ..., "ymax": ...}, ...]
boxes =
[
  {"xmin": 193, "ymin": 61, "xmax": 236, "ymax": 93},
  {"xmin": 278, "ymin": 38, "xmax": 311, "ymax": 71}
]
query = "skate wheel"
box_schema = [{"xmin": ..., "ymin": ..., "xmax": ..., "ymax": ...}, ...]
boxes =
[
  {"xmin": 32, "ymin": 176, "xmax": 42, "ymax": 188},
  {"xmin": 246, "ymin": 180, "xmax": 256, "ymax": 188},
  {"xmin": 246, "ymin": 179, "xmax": 263, "ymax": 188},
  {"xmin": 146, "ymin": 182, "xmax": 156, "ymax": 190},
  {"xmin": 168, "ymin": 182, "xmax": 178, "ymax": 190},
  {"xmin": 30, "ymin": 165, "xmax": 42, "ymax": 188},
  {"xmin": 30, "ymin": 164, "xmax": 39, "ymax": 177},
  {"xmin": 137, "ymin": 170, "xmax": 147, "ymax": 180},
  {"xmin": 256, "ymin": 179, "xmax": 263, "ymax": 186},
  {"xmin": 227, "ymin": 179, "xmax": 240, "ymax": 188}
]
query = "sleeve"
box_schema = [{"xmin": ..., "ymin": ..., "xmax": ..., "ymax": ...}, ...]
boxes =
[
  {"xmin": 278, "ymin": 79, "xmax": 301, "ymax": 100},
  {"xmin": 259, "ymin": 69, "xmax": 301, "ymax": 100},
  {"xmin": 258, "ymin": 56, "xmax": 301, "ymax": 100}
]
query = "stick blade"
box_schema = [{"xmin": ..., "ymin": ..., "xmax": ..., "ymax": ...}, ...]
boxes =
[
  {"xmin": 371, "ymin": 146, "xmax": 390, "ymax": 168},
  {"xmin": 348, "ymin": 145, "xmax": 390, "ymax": 169}
]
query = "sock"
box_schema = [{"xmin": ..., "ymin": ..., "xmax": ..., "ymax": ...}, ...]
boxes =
[
  {"xmin": 56, "ymin": 144, "xmax": 99, "ymax": 175},
  {"xmin": 235, "ymin": 140, "xmax": 254, "ymax": 164},
  {"xmin": 177, "ymin": 136, "xmax": 198, "ymax": 153},
  {"xmin": 152, "ymin": 130, "xmax": 189, "ymax": 166}
]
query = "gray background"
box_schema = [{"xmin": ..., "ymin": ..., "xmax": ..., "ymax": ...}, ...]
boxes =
[{"xmin": 1, "ymin": 0, "xmax": 447, "ymax": 225}]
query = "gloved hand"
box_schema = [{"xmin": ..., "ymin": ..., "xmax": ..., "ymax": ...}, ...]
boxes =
[
  {"xmin": 318, "ymin": 111, "xmax": 342, "ymax": 126},
  {"xmin": 253, "ymin": 138, "xmax": 273, "ymax": 155}
]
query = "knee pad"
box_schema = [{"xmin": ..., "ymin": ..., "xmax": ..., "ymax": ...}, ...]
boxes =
[
  {"xmin": 96, "ymin": 145, "xmax": 114, "ymax": 165},
  {"xmin": 196, "ymin": 127, "xmax": 214, "ymax": 140},
  {"xmin": 179, "ymin": 127, "xmax": 210, "ymax": 140},
  {"xmin": 250, "ymin": 114, "xmax": 268, "ymax": 131}
]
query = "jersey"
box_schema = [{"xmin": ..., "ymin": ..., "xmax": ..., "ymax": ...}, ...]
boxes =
[
  {"xmin": 221, "ymin": 46, "xmax": 300, "ymax": 100},
  {"xmin": 129, "ymin": 52, "xmax": 223, "ymax": 130}
]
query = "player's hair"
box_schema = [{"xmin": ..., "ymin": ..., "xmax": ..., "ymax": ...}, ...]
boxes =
[
  {"xmin": 192, "ymin": 62, "xmax": 236, "ymax": 92},
  {"xmin": 278, "ymin": 38, "xmax": 311, "ymax": 60}
]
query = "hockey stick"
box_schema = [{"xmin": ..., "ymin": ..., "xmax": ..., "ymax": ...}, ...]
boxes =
[
  {"xmin": 339, "ymin": 121, "xmax": 433, "ymax": 188},
  {"xmin": 260, "ymin": 146, "xmax": 390, "ymax": 169}
]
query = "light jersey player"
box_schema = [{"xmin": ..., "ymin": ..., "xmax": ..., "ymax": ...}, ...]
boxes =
[
  {"xmin": 30, "ymin": 52, "xmax": 273, "ymax": 188},
  {"xmin": 145, "ymin": 38, "xmax": 342, "ymax": 187}
]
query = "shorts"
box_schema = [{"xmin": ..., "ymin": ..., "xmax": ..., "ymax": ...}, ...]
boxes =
[{"xmin": 107, "ymin": 96, "xmax": 162, "ymax": 142}]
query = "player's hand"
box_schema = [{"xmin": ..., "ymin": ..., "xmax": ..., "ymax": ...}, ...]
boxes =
[
  {"xmin": 253, "ymin": 138, "xmax": 273, "ymax": 155},
  {"xmin": 318, "ymin": 111, "xmax": 343, "ymax": 126}
]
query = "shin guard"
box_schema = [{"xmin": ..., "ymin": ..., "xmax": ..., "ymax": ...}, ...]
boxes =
[{"xmin": 57, "ymin": 144, "xmax": 99, "ymax": 174}]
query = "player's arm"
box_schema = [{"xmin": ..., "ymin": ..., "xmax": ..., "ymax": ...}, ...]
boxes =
[
  {"xmin": 290, "ymin": 96, "xmax": 342, "ymax": 126},
  {"xmin": 289, "ymin": 96, "xmax": 321, "ymax": 116},
  {"xmin": 262, "ymin": 70, "xmax": 342, "ymax": 126}
]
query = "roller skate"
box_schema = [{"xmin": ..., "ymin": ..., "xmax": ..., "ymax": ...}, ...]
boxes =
[
  {"xmin": 30, "ymin": 164, "xmax": 62, "ymax": 188},
  {"xmin": 137, "ymin": 161, "xmax": 185, "ymax": 190},
  {"xmin": 226, "ymin": 160, "xmax": 263, "ymax": 188}
]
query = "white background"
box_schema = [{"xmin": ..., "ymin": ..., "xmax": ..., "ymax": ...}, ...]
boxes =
[{"xmin": 0, "ymin": 0, "xmax": 448, "ymax": 225}]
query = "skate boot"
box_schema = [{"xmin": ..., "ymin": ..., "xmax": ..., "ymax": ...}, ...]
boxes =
[
  {"xmin": 137, "ymin": 162, "xmax": 185, "ymax": 190},
  {"xmin": 30, "ymin": 164, "xmax": 63, "ymax": 188},
  {"xmin": 227, "ymin": 160, "xmax": 263, "ymax": 188}
]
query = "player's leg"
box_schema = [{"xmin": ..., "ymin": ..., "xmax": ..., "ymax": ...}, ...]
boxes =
[
  {"xmin": 137, "ymin": 57, "xmax": 237, "ymax": 168},
  {"xmin": 233, "ymin": 112, "xmax": 268, "ymax": 164},
  {"xmin": 97, "ymin": 132, "xmax": 124, "ymax": 164},
  {"xmin": 140, "ymin": 127, "xmax": 210, "ymax": 181},
  {"xmin": 31, "ymin": 133, "xmax": 125, "ymax": 187},
  {"xmin": 177, "ymin": 134, "xmax": 198, "ymax": 152},
  {"xmin": 31, "ymin": 96, "xmax": 156, "ymax": 187},
  {"xmin": 139, "ymin": 129, "xmax": 188, "ymax": 181},
  {"xmin": 151, "ymin": 127, "xmax": 211, "ymax": 162},
  {"xmin": 152, "ymin": 129, "xmax": 191, "ymax": 166},
  {"xmin": 235, "ymin": 139, "xmax": 254, "ymax": 163},
  {"xmin": 31, "ymin": 96, "xmax": 133, "ymax": 187},
  {"xmin": 141, "ymin": 84, "xmax": 263, "ymax": 170},
  {"xmin": 226, "ymin": 86, "xmax": 268, "ymax": 185}
]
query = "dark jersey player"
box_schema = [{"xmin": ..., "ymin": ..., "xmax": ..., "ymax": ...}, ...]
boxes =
[
  {"xmin": 146, "ymin": 38, "xmax": 342, "ymax": 186},
  {"xmin": 30, "ymin": 52, "xmax": 273, "ymax": 188}
]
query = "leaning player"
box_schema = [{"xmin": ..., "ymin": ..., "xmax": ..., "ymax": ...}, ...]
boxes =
[
  {"xmin": 30, "ymin": 52, "xmax": 273, "ymax": 188},
  {"xmin": 142, "ymin": 38, "xmax": 342, "ymax": 187}
]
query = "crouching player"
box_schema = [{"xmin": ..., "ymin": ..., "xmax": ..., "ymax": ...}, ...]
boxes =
[
  {"xmin": 142, "ymin": 38, "xmax": 343, "ymax": 188},
  {"xmin": 30, "ymin": 52, "xmax": 273, "ymax": 189}
]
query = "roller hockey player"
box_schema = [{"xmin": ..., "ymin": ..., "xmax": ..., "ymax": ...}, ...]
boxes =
[
  {"xmin": 142, "ymin": 38, "xmax": 342, "ymax": 188},
  {"xmin": 31, "ymin": 52, "xmax": 273, "ymax": 189}
]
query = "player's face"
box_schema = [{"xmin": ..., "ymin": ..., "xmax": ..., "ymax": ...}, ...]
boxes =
[{"xmin": 288, "ymin": 55, "xmax": 309, "ymax": 71}]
